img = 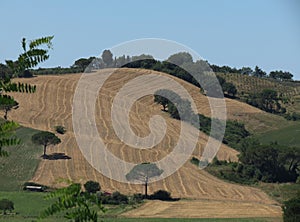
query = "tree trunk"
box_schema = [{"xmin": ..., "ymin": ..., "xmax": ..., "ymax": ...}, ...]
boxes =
[
  {"xmin": 144, "ymin": 182, "xmax": 148, "ymax": 198},
  {"xmin": 43, "ymin": 145, "xmax": 47, "ymax": 158},
  {"xmin": 4, "ymin": 108, "xmax": 8, "ymax": 120},
  {"xmin": 144, "ymin": 176, "xmax": 148, "ymax": 198}
]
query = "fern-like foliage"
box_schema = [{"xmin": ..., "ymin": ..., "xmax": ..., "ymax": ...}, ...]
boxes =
[
  {"xmin": 40, "ymin": 183, "xmax": 105, "ymax": 221},
  {"xmin": 6, "ymin": 36, "xmax": 54, "ymax": 77},
  {"xmin": 29, "ymin": 36, "xmax": 54, "ymax": 50},
  {"xmin": 0, "ymin": 121, "xmax": 20, "ymax": 156},
  {"xmin": 0, "ymin": 81, "xmax": 36, "ymax": 93}
]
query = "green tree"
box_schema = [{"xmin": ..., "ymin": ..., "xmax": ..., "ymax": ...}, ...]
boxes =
[
  {"xmin": 240, "ymin": 67, "xmax": 253, "ymax": 75},
  {"xmin": 131, "ymin": 54, "xmax": 154, "ymax": 62},
  {"xmin": 150, "ymin": 190, "xmax": 172, "ymax": 201},
  {"xmin": 6, "ymin": 36, "xmax": 54, "ymax": 77},
  {"xmin": 269, "ymin": 70, "xmax": 293, "ymax": 80},
  {"xmin": 253, "ymin": 66, "xmax": 267, "ymax": 78},
  {"xmin": 0, "ymin": 121, "xmax": 20, "ymax": 157},
  {"xmin": 84, "ymin": 181, "xmax": 101, "ymax": 194},
  {"xmin": 260, "ymin": 89, "xmax": 278, "ymax": 112},
  {"xmin": 31, "ymin": 131, "xmax": 61, "ymax": 158},
  {"xmin": 0, "ymin": 95, "xmax": 18, "ymax": 120},
  {"xmin": 154, "ymin": 90, "xmax": 170, "ymax": 111},
  {"xmin": 101, "ymin": 49, "xmax": 113, "ymax": 67},
  {"xmin": 283, "ymin": 195, "xmax": 300, "ymax": 222},
  {"xmin": 0, "ymin": 199, "xmax": 14, "ymax": 215},
  {"xmin": 280, "ymin": 146, "xmax": 300, "ymax": 177},
  {"xmin": 222, "ymin": 82, "xmax": 237, "ymax": 97},
  {"xmin": 167, "ymin": 52, "xmax": 193, "ymax": 66},
  {"xmin": 73, "ymin": 57, "xmax": 95, "ymax": 71},
  {"xmin": 126, "ymin": 163, "xmax": 163, "ymax": 197},
  {"xmin": 55, "ymin": 125, "xmax": 66, "ymax": 134}
]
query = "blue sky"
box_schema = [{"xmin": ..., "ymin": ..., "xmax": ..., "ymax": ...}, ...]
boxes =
[{"xmin": 1, "ymin": 0, "xmax": 300, "ymax": 79}]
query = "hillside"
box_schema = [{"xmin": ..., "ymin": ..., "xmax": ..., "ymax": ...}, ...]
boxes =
[
  {"xmin": 218, "ymin": 72, "xmax": 300, "ymax": 115},
  {"xmin": 217, "ymin": 72, "xmax": 300, "ymax": 97},
  {"xmin": 6, "ymin": 68, "xmax": 282, "ymax": 217}
]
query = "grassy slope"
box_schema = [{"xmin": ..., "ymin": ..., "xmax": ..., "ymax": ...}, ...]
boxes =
[
  {"xmin": 0, "ymin": 191, "xmax": 57, "ymax": 222},
  {"xmin": 257, "ymin": 121, "xmax": 300, "ymax": 147},
  {"xmin": 0, "ymin": 126, "xmax": 42, "ymax": 191},
  {"xmin": 217, "ymin": 73, "xmax": 300, "ymax": 97},
  {"xmin": 258, "ymin": 183, "xmax": 300, "ymax": 204}
]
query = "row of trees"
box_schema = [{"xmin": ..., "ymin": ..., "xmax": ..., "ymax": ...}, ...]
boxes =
[
  {"xmin": 245, "ymin": 88, "xmax": 287, "ymax": 114},
  {"xmin": 211, "ymin": 64, "xmax": 294, "ymax": 80},
  {"xmin": 154, "ymin": 89, "xmax": 250, "ymax": 149},
  {"xmin": 71, "ymin": 50, "xmax": 294, "ymax": 81}
]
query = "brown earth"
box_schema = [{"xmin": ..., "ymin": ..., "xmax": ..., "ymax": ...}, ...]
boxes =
[{"xmin": 8, "ymin": 68, "xmax": 281, "ymax": 218}]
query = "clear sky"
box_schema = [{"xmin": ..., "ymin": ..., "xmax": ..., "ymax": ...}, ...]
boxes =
[{"xmin": 1, "ymin": 0, "xmax": 300, "ymax": 79}]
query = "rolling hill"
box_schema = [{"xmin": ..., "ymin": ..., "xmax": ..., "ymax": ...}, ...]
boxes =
[{"xmin": 7, "ymin": 68, "xmax": 283, "ymax": 218}]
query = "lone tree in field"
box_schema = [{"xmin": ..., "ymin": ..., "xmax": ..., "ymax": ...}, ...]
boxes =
[
  {"xmin": 154, "ymin": 89, "xmax": 181, "ymax": 112},
  {"xmin": 126, "ymin": 162, "xmax": 163, "ymax": 198},
  {"xmin": 31, "ymin": 131, "xmax": 61, "ymax": 158},
  {"xmin": 0, "ymin": 199, "xmax": 14, "ymax": 215}
]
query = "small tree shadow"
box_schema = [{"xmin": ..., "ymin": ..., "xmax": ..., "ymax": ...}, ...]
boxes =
[{"xmin": 43, "ymin": 153, "xmax": 71, "ymax": 160}]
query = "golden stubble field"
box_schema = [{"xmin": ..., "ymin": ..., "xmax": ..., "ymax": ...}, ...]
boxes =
[{"xmin": 9, "ymin": 68, "xmax": 282, "ymax": 218}]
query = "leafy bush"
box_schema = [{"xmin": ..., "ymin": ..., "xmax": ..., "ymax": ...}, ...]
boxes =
[
  {"xmin": 84, "ymin": 180, "xmax": 101, "ymax": 193},
  {"xmin": 149, "ymin": 190, "xmax": 172, "ymax": 201},
  {"xmin": 283, "ymin": 195, "xmax": 300, "ymax": 222},
  {"xmin": 191, "ymin": 157, "xmax": 200, "ymax": 166},
  {"xmin": 99, "ymin": 191, "xmax": 129, "ymax": 205},
  {"xmin": 0, "ymin": 199, "xmax": 14, "ymax": 215},
  {"xmin": 131, "ymin": 193, "xmax": 144, "ymax": 204},
  {"xmin": 55, "ymin": 125, "xmax": 66, "ymax": 134},
  {"xmin": 284, "ymin": 112, "xmax": 300, "ymax": 121}
]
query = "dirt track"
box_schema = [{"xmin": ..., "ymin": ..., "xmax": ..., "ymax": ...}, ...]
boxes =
[{"xmin": 8, "ymin": 69, "xmax": 281, "ymax": 218}]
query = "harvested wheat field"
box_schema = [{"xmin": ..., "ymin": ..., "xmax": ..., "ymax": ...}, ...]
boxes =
[
  {"xmin": 122, "ymin": 199, "xmax": 282, "ymax": 218},
  {"xmin": 8, "ymin": 68, "xmax": 281, "ymax": 218}
]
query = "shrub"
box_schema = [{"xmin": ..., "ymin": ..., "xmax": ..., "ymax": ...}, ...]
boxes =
[
  {"xmin": 150, "ymin": 190, "xmax": 172, "ymax": 201},
  {"xmin": 0, "ymin": 199, "xmax": 14, "ymax": 215},
  {"xmin": 283, "ymin": 196, "xmax": 300, "ymax": 222},
  {"xmin": 111, "ymin": 191, "xmax": 129, "ymax": 204},
  {"xmin": 191, "ymin": 157, "xmax": 200, "ymax": 166},
  {"xmin": 99, "ymin": 191, "xmax": 129, "ymax": 205},
  {"xmin": 55, "ymin": 125, "xmax": 66, "ymax": 134},
  {"xmin": 131, "ymin": 193, "xmax": 143, "ymax": 204},
  {"xmin": 84, "ymin": 181, "xmax": 101, "ymax": 193}
]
